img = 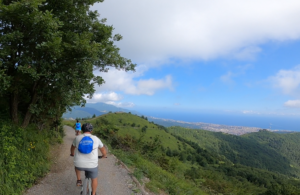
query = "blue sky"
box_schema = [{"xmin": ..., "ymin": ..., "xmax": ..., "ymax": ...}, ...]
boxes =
[{"xmin": 87, "ymin": 0, "xmax": 300, "ymax": 118}]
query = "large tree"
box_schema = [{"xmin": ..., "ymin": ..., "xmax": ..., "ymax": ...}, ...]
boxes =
[{"xmin": 0, "ymin": 0, "xmax": 135, "ymax": 127}]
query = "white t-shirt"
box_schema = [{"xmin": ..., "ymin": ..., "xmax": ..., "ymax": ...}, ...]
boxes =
[{"xmin": 72, "ymin": 133, "xmax": 104, "ymax": 168}]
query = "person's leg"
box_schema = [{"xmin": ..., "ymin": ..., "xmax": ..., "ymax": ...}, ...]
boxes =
[
  {"xmin": 75, "ymin": 168, "xmax": 81, "ymax": 180},
  {"xmin": 75, "ymin": 167, "xmax": 82, "ymax": 186},
  {"xmin": 87, "ymin": 167, "xmax": 98, "ymax": 195},
  {"xmin": 91, "ymin": 178, "xmax": 97, "ymax": 195}
]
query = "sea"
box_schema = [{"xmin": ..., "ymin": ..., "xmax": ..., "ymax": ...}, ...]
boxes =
[{"xmin": 140, "ymin": 111, "xmax": 300, "ymax": 132}]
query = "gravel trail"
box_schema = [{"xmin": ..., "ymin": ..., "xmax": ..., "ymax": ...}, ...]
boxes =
[{"xmin": 24, "ymin": 126, "xmax": 141, "ymax": 195}]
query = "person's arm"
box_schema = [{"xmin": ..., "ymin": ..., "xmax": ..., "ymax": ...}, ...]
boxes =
[
  {"xmin": 70, "ymin": 145, "xmax": 76, "ymax": 156},
  {"xmin": 99, "ymin": 146, "xmax": 107, "ymax": 158}
]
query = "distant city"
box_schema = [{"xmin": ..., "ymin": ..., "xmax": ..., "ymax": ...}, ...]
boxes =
[{"xmin": 148, "ymin": 116, "xmax": 295, "ymax": 135}]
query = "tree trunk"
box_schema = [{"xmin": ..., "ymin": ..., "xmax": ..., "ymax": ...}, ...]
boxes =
[
  {"xmin": 55, "ymin": 115, "xmax": 58, "ymax": 132},
  {"xmin": 10, "ymin": 91, "xmax": 19, "ymax": 124},
  {"xmin": 22, "ymin": 110, "xmax": 32, "ymax": 128},
  {"xmin": 22, "ymin": 91, "xmax": 38, "ymax": 128}
]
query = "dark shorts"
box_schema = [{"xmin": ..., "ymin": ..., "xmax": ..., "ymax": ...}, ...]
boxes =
[{"xmin": 75, "ymin": 166, "xmax": 98, "ymax": 179}]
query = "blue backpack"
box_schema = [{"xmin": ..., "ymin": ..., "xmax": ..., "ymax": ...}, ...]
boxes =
[
  {"xmin": 78, "ymin": 135, "xmax": 94, "ymax": 154},
  {"xmin": 75, "ymin": 123, "xmax": 81, "ymax": 130}
]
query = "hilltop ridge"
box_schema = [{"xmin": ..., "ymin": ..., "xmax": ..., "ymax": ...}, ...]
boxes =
[{"xmin": 63, "ymin": 103, "xmax": 295, "ymax": 135}]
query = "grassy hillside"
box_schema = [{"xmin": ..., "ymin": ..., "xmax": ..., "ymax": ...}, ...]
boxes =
[
  {"xmin": 98, "ymin": 113, "xmax": 192, "ymax": 151},
  {"xmin": 244, "ymin": 130, "xmax": 300, "ymax": 174},
  {"xmin": 83, "ymin": 113, "xmax": 207, "ymax": 194},
  {"xmin": 168, "ymin": 126, "xmax": 300, "ymax": 178},
  {"xmin": 74, "ymin": 112, "xmax": 300, "ymax": 195}
]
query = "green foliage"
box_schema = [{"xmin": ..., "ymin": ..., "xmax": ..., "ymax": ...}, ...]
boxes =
[
  {"xmin": 169, "ymin": 126, "xmax": 300, "ymax": 177},
  {"xmin": 0, "ymin": 122, "xmax": 62, "ymax": 194},
  {"xmin": 141, "ymin": 126, "xmax": 147, "ymax": 132},
  {"xmin": 83, "ymin": 113, "xmax": 300, "ymax": 194},
  {"xmin": 244, "ymin": 130, "xmax": 300, "ymax": 173},
  {"xmin": 168, "ymin": 126, "xmax": 300, "ymax": 194},
  {"xmin": 0, "ymin": 0, "xmax": 135, "ymax": 127},
  {"xmin": 62, "ymin": 120, "xmax": 76, "ymax": 127},
  {"xmin": 93, "ymin": 113, "xmax": 186, "ymax": 151},
  {"xmin": 84, "ymin": 114, "xmax": 203, "ymax": 194},
  {"xmin": 114, "ymin": 150, "xmax": 206, "ymax": 195}
]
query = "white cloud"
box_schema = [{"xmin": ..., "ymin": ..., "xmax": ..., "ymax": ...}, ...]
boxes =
[
  {"xmin": 94, "ymin": 66, "xmax": 173, "ymax": 95},
  {"xmin": 85, "ymin": 92, "xmax": 122, "ymax": 103},
  {"xmin": 220, "ymin": 71, "xmax": 234, "ymax": 84},
  {"xmin": 132, "ymin": 75, "xmax": 173, "ymax": 95},
  {"xmin": 284, "ymin": 100, "xmax": 300, "ymax": 108},
  {"xmin": 93, "ymin": 0, "xmax": 300, "ymax": 63},
  {"xmin": 85, "ymin": 92, "xmax": 135, "ymax": 107},
  {"xmin": 242, "ymin": 110, "xmax": 261, "ymax": 114},
  {"xmin": 106, "ymin": 101, "xmax": 135, "ymax": 108},
  {"xmin": 233, "ymin": 46, "xmax": 262, "ymax": 60},
  {"xmin": 269, "ymin": 65, "xmax": 300, "ymax": 95},
  {"xmin": 220, "ymin": 64, "xmax": 252, "ymax": 84}
]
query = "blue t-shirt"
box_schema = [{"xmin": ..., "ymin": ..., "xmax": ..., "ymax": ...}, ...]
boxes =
[{"xmin": 75, "ymin": 123, "xmax": 81, "ymax": 130}]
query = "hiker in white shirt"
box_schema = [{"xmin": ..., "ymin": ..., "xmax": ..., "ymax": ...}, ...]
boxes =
[{"xmin": 70, "ymin": 123, "xmax": 107, "ymax": 195}]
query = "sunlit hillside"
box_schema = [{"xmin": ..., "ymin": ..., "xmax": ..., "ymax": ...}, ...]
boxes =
[{"xmin": 68, "ymin": 112, "xmax": 300, "ymax": 195}]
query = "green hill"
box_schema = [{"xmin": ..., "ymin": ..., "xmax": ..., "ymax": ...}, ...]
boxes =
[
  {"xmin": 75, "ymin": 112, "xmax": 300, "ymax": 195},
  {"xmin": 244, "ymin": 130, "xmax": 300, "ymax": 174},
  {"xmin": 168, "ymin": 126, "xmax": 300, "ymax": 178},
  {"xmin": 98, "ymin": 113, "xmax": 190, "ymax": 151}
]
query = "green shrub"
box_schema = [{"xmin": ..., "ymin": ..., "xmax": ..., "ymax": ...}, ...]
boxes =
[
  {"xmin": 113, "ymin": 150, "xmax": 206, "ymax": 195},
  {"xmin": 62, "ymin": 120, "xmax": 75, "ymax": 127},
  {"xmin": 0, "ymin": 122, "xmax": 58, "ymax": 194}
]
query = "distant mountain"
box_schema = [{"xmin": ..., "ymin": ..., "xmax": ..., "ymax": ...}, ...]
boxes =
[
  {"xmin": 62, "ymin": 102, "xmax": 140, "ymax": 119},
  {"xmin": 85, "ymin": 102, "xmax": 130, "ymax": 113},
  {"xmin": 74, "ymin": 107, "xmax": 103, "ymax": 116},
  {"xmin": 63, "ymin": 109, "xmax": 95, "ymax": 119}
]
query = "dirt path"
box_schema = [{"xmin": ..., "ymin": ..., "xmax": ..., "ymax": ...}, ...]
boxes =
[{"xmin": 24, "ymin": 126, "xmax": 141, "ymax": 195}]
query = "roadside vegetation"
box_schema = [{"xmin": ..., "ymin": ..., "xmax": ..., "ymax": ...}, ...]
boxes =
[
  {"xmin": 0, "ymin": 0, "xmax": 135, "ymax": 194},
  {"xmin": 70, "ymin": 112, "xmax": 300, "ymax": 195},
  {"xmin": 0, "ymin": 120, "xmax": 64, "ymax": 194}
]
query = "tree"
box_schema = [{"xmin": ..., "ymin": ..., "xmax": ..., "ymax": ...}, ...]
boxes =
[
  {"xmin": 141, "ymin": 126, "xmax": 147, "ymax": 132},
  {"xmin": 0, "ymin": 0, "xmax": 135, "ymax": 127}
]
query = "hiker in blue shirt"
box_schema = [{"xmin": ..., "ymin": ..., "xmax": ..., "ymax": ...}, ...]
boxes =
[{"xmin": 74, "ymin": 120, "xmax": 82, "ymax": 136}]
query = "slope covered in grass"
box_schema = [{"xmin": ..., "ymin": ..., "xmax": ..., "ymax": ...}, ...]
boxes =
[
  {"xmin": 78, "ymin": 113, "xmax": 300, "ymax": 195},
  {"xmin": 168, "ymin": 126, "xmax": 300, "ymax": 178},
  {"xmin": 100, "ymin": 113, "xmax": 191, "ymax": 151}
]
